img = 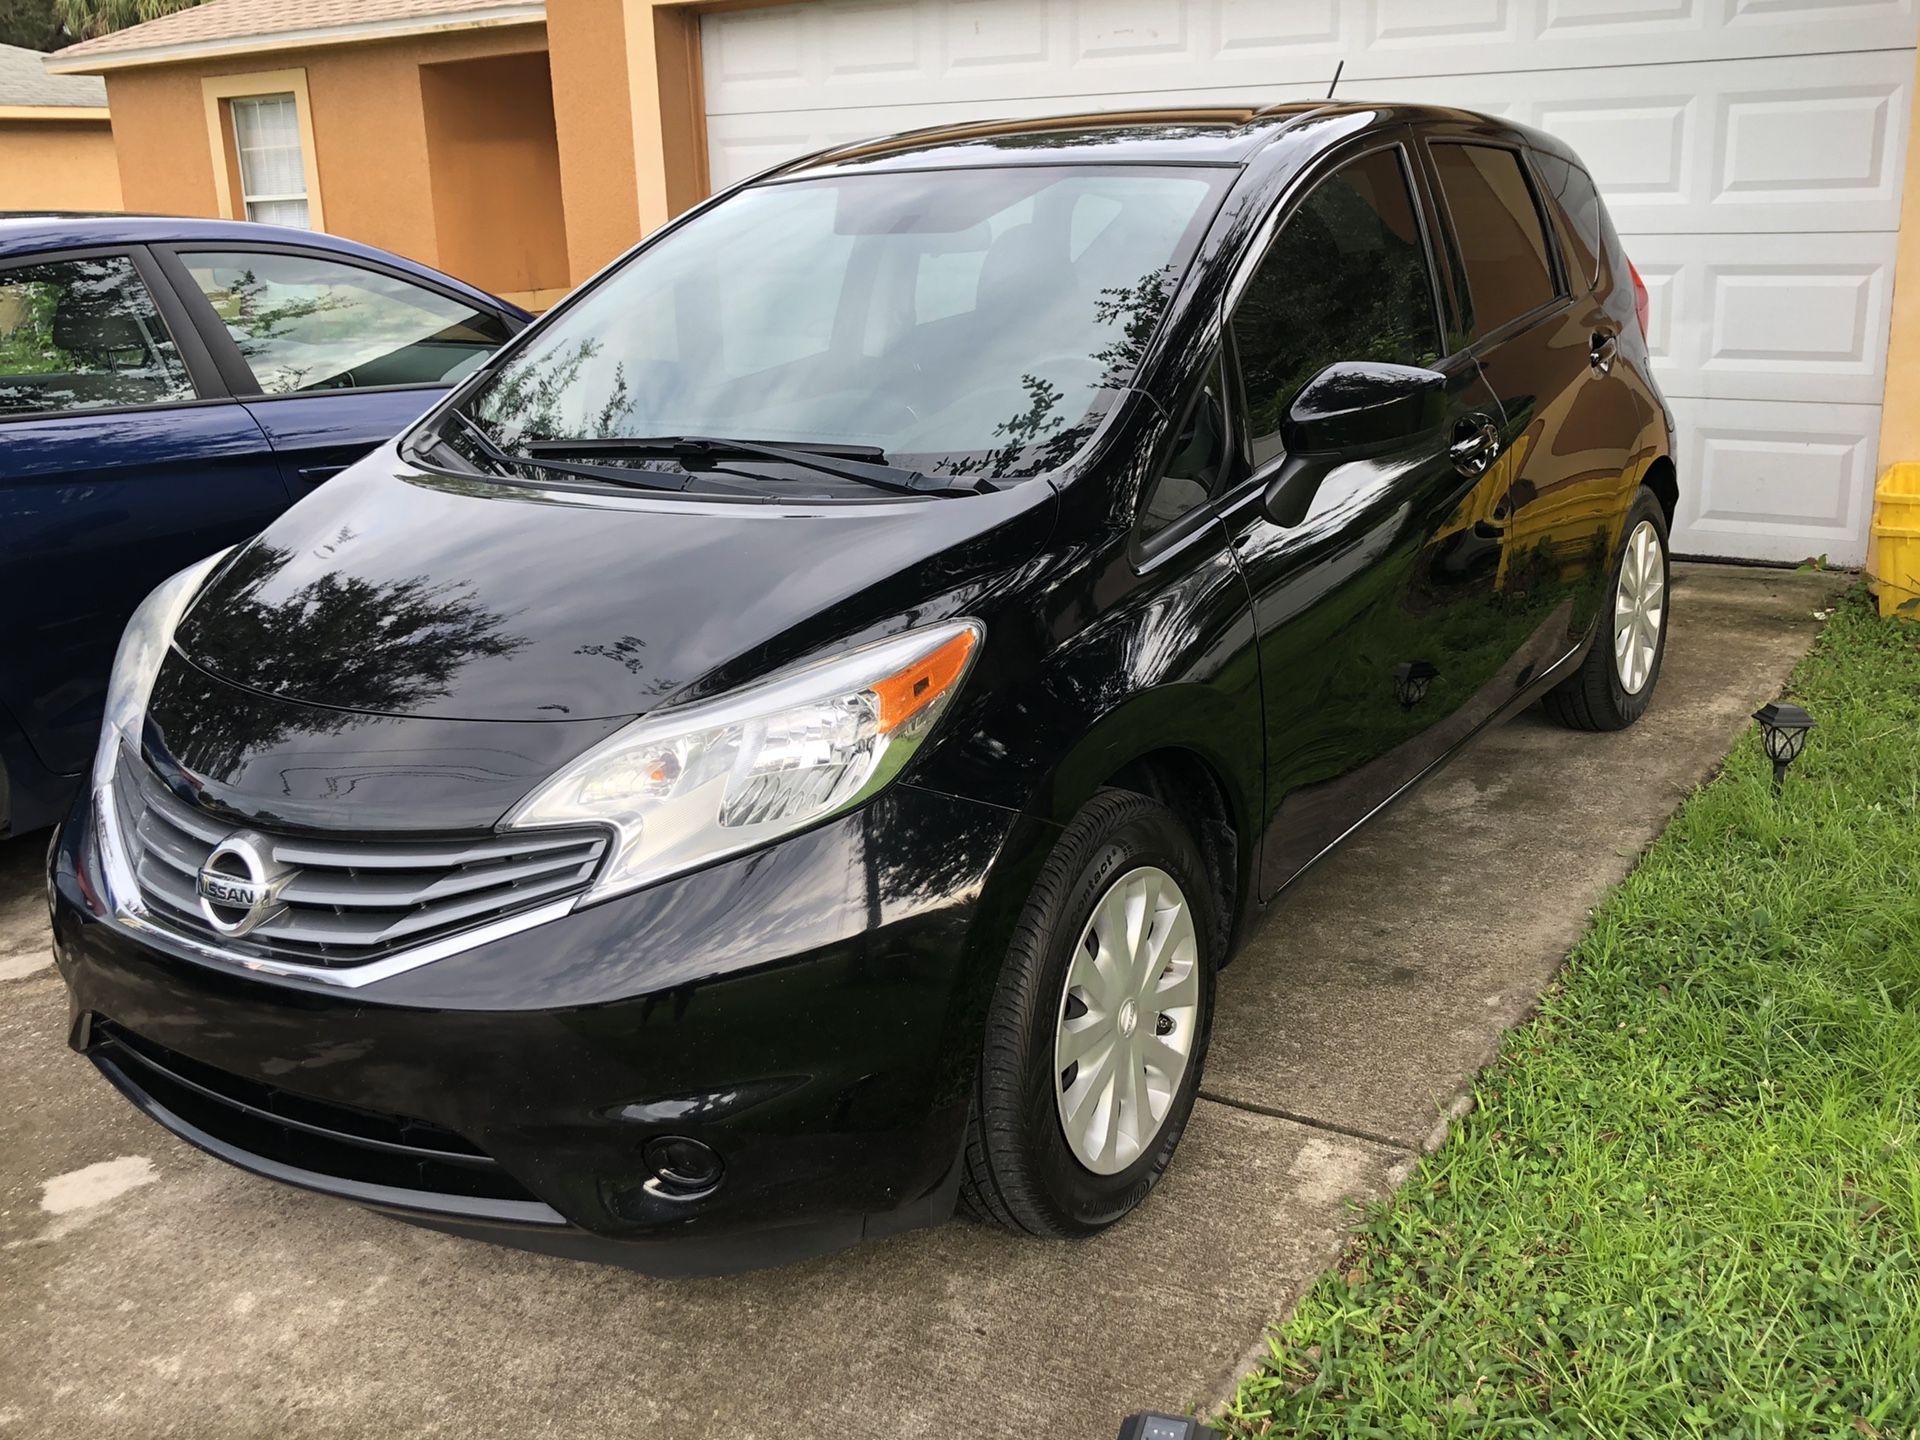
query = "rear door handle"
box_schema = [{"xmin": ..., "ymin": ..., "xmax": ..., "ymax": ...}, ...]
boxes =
[
  {"xmin": 295, "ymin": 463, "xmax": 350, "ymax": 484},
  {"xmin": 1449, "ymin": 415, "xmax": 1500, "ymax": 478},
  {"xmin": 1590, "ymin": 329, "xmax": 1619, "ymax": 374}
]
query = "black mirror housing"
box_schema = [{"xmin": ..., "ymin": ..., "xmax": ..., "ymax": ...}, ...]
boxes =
[
  {"xmin": 1281, "ymin": 360, "xmax": 1448, "ymax": 456},
  {"xmin": 1259, "ymin": 361, "xmax": 1450, "ymax": 528}
]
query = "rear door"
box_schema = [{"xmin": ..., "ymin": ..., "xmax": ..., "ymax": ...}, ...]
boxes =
[
  {"xmin": 0, "ymin": 246, "xmax": 282, "ymax": 777},
  {"xmin": 1418, "ymin": 131, "xmax": 1639, "ymax": 658},
  {"xmin": 155, "ymin": 244, "xmax": 519, "ymax": 497},
  {"xmin": 1220, "ymin": 133, "xmax": 1529, "ymax": 897}
]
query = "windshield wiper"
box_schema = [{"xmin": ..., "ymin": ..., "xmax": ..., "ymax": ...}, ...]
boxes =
[
  {"xmin": 446, "ymin": 413, "xmax": 764, "ymax": 497},
  {"xmin": 523, "ymin": 435, "xmax": 992, "ymax": 498}
]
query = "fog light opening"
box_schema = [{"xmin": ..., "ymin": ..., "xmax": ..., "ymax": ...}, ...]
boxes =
[{"xmin": 642, "ymin": 1135, "xmax": 724, "ymax": 1199}]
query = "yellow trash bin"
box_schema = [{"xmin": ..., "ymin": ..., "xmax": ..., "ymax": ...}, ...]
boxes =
[{"xmin": 1871, "ymin": 463, "xmax": 1920, "ymax": 618}]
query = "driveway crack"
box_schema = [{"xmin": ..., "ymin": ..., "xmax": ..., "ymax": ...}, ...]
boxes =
[{"xmin": 1196, "ymin": 1090, "xmax": 1419, "ymax": 1153}]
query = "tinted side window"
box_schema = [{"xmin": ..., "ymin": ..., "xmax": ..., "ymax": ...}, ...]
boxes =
[
  {"xmin": 1140, "ymin": 356, "xmax": 1228, "ymax": 543},
  {"xmin": 1231, "ymin": 147, "xmax": 1442, "ymax": 468},
  {"xmin": 1531, "ymin": 152, "xmax": 1605, "ymax": 289},
  {"xmin": 0, "ymin": 255, "xmax": 196, "ymax": 417},
  {"xmin": 1431, "ymin": 143, "xmax": 1558, "ymax": 337},
  {"xmin": 182, "ymin": 251, "xmax": 512, "ymax": 394}
]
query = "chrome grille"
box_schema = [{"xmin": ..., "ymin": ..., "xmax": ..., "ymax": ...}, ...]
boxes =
[{"xmin": 112, "ymin": 749, "xmax": 606, "ymax": 967}]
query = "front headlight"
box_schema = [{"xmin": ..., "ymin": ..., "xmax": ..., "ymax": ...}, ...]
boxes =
[
  {"xmin": 506, "ymin": 619, "xmax": 983, "ymax": 903},
  {"xmin": 91, "ymin": 548, "xmax": 233, "ymax": 794}
]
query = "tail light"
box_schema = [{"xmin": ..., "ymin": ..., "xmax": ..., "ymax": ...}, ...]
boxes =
[{"xmin": 1629, "ymin": 258, "xmax": 1650, "ymax": 341}]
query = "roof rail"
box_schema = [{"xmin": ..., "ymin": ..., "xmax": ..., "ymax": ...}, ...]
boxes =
[{"xmin": 792, "ymin": 107, "xmax": 1265, "ymax": 171}]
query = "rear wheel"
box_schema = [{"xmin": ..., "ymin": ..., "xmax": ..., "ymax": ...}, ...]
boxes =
[
  {"xmin": 960, "ymin": 790, "xmax": 1215, "ymax": 1236},
  {"xmin": 1543, "ymin": 487, "xmax": 1670, "ymax": 732}
]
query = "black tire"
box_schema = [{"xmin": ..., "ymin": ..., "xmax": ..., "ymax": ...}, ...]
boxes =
[
  {"xmin": 960, "ymin": 789, "xmax": 1216, "ymax": 1237},
  {"xmin": 1543, "ymin": 487, "xmax": 1671, "ymax": 732}
]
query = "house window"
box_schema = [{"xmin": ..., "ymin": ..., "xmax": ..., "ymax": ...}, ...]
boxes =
[
  {"xmin": 229, "ymin": 94, "xmax": 309, "ymax": 228},
  {"xmin": 201, "ymin": 69, "xmax": 324, "ymax": 230}
]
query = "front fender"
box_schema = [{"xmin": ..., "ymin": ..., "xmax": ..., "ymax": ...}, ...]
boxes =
[{"xmin": 910, "ymin": 516, "xmax": 1264, "ymax": 951}]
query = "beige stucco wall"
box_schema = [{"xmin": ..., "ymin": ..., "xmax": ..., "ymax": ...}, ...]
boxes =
[
  {"xmin": 100, "ymin": 25, "xmax": 554, "ymax": 287},
  {"xmin": 552, "ymin": 0, "xmax": 770, "ymax": 256},
  {"xmin": 0, "ymin": 119, "xmax": 122, "ymax": 211},
  {"xmin": 546, "ymin": 0, "xmax": 645, "ymax": 282},
  {"xmin": 626, "ymin": 0, "xmax": 713, "ymax": 236},
  {"xmin": 420, "ymin": 50, "xmax": 570, "ymax": 299}
]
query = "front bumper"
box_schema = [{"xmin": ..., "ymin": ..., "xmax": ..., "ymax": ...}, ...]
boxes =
[{"xmin": 50, "ymin": 781, "xmax": 1049, "ymax": 1273}]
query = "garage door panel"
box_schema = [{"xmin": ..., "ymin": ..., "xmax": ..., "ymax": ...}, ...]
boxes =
[
  {"xmin": 1717, "ymin": 82, "xmax": 1900, "ymax": 207},
  {"xmin": 948, "ymin": 0, "xmax": 1053, "ymax": 69},
  {"xmin": 1669, "ymin": 397, "xmax": 1881, "ymax": 563},
  {"xmin": 1541, "ymin": 0, "xmax": 1696, "ymax": 36},
  {"xmin": 1530, "ymin": 96, "xmax": 1694, "ymax": 203},
  {"xmin": 707, "ymin": 4, "xmax": 809, "ymax": 87},
  {"xmin": 1370, "ymin": 0, "xmax": 1525, "ymax": 49},
  {"xmin": 1073, "ymin": 0, "xmax": 1199, "ymax": 64},
  {"xmin": 702, "ymin": 0, "xmax": 1917, "ymax": 119},
  {"xmin": 1216, "ymin": 0, "xmax": 1343, "ymax": 51},
  {"xmin": 1623, "ymin": 233, "xmax": 1896, "ymax": 406},
  {"xmin": 826, "ymin": 2, "xmax": 931, "ymax": 79}
]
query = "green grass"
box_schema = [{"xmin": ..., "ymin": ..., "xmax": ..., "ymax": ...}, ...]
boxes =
[
  {"xmin": 0, "ymin": 280, "xmax": 65, "ymax": 375},
  {"xmin": 1221, "ymin": 589, "xmax": 1920, "ymax": 1439}
]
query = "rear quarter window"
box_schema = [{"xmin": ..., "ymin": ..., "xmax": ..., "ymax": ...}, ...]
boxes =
[
  {"xmin": 1429, "ymin": 142, "xmax": 1560, "ymax": 338},
  {"xmin": 1532, "ymin": 151, "xmax": 1607, "ymax": 289}
]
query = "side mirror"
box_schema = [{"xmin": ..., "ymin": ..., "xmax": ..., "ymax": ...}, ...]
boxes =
[
  {"xmin": 1283, "ymin": 361, "xmax": 1448, "ymax": 456},
  {"xmin": 1262, "ymin": 361, "xmax": 1448, "ymax": 527}
]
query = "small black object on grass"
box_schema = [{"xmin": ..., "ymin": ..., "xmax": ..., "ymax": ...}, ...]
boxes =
[
  {"xmin": 1116, "ymin": 1414, "xmax": 1205, "ymax": 1440},
  {"xmin": 1753, "ymin": 701, "xmax": 1815, "ymax": 792},
  {"xmin": 1393, "ymin": 659, "xmax": 1438, "ymax": 710}
]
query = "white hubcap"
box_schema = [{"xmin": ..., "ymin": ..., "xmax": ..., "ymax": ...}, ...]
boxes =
[
  {"xmin": 1613, "ymin": 519, "xmax": 1665, "ymax": 695},
  {"xmin": 1053, "ymin": 866, "xmax": 1200, "ymax": 1176}
]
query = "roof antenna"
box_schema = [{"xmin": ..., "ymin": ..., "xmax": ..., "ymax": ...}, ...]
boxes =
[{"xmin": 1326, "ymin": 60, "xmax": 1345, "ymax": 100}]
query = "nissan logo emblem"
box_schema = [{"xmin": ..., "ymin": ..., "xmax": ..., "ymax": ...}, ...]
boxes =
[{"xmin": 195, "ymin": 832, "xmax": 289, "ymax": 938}]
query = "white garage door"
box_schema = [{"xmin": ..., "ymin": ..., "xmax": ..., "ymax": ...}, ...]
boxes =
[{"xmin": 701, "ymin": 0, "xmax": 1918, "ymax": 565}]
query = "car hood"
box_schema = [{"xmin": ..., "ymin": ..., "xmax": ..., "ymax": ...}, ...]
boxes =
[{"xmin": 173, "ymin": 447, "xmax": 1057, "ymax": 724}]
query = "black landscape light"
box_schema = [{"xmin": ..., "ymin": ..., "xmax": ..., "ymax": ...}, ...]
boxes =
[
  {"xmin": 1117, "ymin": 1414, "xmax": 1206, "ymax": 1440},
  {"xmin": 1752, "ymin": 701, "xmax": 1815, "ymax": 791},
  {"xmin": 1393, "ymin": 659, "xmax": 1439, "ymax": 710}
]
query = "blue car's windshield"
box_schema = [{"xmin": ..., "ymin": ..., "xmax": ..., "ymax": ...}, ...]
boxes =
[{"xmin": 454, "ymin": 164, "xmax": 1231, "ymax": 483}]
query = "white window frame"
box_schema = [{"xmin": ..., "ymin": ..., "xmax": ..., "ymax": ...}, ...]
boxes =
[
  {"xmin": 200, "ymin": 68, "xmax": 326, "ymax": 231},
  {"xmin": 229, "ymin": 94, "xmax": 309, "ymax": 225}
]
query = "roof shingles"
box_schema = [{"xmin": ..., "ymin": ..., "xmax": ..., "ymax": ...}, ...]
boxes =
[
  {"xmin": 51, "ymin": 0, "xmax": 538, "ymax": 63},
  {"xmin": 0, "ymin": 42, "xmax": 107, "ymax": 105}
]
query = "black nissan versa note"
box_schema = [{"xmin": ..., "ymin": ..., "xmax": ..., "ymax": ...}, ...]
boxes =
[{"xmin": 50, "ymin": 103, "xmax": 1675, "ymax": 1272}]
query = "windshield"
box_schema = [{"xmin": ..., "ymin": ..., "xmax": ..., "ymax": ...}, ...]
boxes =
[{"xmin": 452, "ymin": 164, "xmax": 1232, "ymax": 484}]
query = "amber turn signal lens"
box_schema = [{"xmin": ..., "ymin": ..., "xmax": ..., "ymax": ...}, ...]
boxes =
[{"xmin": 870, "ymin": 628, "xmax": 977, "ymax": 734}]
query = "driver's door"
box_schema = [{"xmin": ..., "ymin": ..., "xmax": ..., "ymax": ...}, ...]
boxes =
[
  {"xmin": 1216, "ymin": 134, "xmax": 1523, "ymax": 897},
  {"xmin": 156, "ymin": 245, "xmax": 519, "ymax": 496}
]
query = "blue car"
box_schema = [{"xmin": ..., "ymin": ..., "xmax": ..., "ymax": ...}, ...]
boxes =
[{"xmin": 0, "ymin": 215, "xmax": 529, "ymax": 836}]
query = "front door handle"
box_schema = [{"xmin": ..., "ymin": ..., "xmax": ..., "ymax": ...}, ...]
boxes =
[
  {"xmin": 1449, "ymin": 415, "xmax": 1500, "ymax": 478},
  {"xmin": 1590, "ymin": 329, "xmax": 1619, "ymax": 375},
  {"xmin": 295, "ymin": 463, "xmax": 350, "ymax": 485}
]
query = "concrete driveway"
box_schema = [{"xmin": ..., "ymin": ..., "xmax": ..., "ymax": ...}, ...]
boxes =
[{"xmin": 0, "ymin": 563, "xmax": 1845, "ymax": 1440}]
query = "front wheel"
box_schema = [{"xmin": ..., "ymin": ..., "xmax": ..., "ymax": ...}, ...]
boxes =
[
  {"xmin": 1543, "ymin": 487, "xmax": 1671, "ymax": 732},
  {"xmin": 960, "ymin": 790, "xmax": 1216, "ymax": 1237}
]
